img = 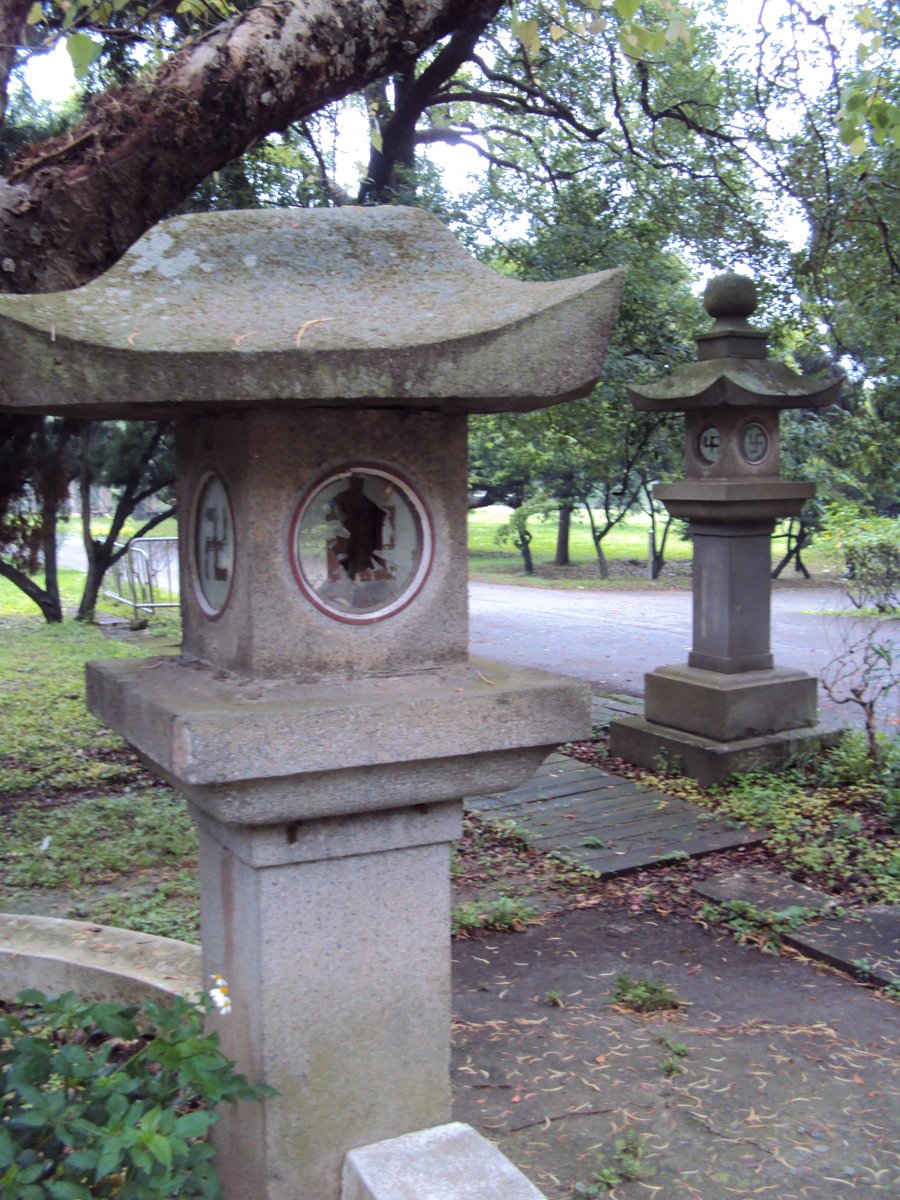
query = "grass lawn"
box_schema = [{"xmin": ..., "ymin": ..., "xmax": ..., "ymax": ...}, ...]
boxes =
[{"xmin": 467, "ymin": 507, "xmax": 842, "ymax": 588}]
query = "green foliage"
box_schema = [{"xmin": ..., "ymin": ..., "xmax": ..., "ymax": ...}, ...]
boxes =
[
  {"xmin": 660, "ymin": 747, "xmax": 900, "ymax": 903},
  {"xmin": 610, "ymin": 971, "xmax": 683, "ymax": 1013},
  {"xmin": 822, "ymin": 504, "xmax": 900, "ymax": 613},
  {"xmin": 573, "ymin": 1130, "xmax": 653, "ymax": 1195},
  {"xmin": 0, "ymin": 988, "xmax": 269, "ymax": 1199},
  {"xmin": 544, "ymin": 990, "xmax": 564, "ymax": 1008},
  {"xmin": 700, "ymin": 899, "xmax": 828, "ymax": 954},
  {"xmin": 451, "ymin": 894, "xmax": 538, "ymax": 935},
  {"xmin": 0, "ymin": 615, "xmax": 168, "ymax": 797}
]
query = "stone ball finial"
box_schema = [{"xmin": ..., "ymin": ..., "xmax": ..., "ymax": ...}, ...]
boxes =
[{"xmin": 704, "ymin": 272, "xmax": 757, "ymax": 321}]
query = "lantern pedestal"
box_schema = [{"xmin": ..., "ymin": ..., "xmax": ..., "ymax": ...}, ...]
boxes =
[{"xmin": 609, "ymin": 273, "xmax": 841, "ymax": 785}]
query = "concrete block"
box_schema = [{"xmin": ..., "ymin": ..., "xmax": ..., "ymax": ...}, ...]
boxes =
[
  {"xmin": 609, "ymin": 713, "xmax": 841, "ymax": 787},
  {"xmin": 644, "ymin": 663, "xmax": 818, "ymax": 741},
  {"xmin": 343, "ymin": 1123, "xmax": 546, "ymax": 1200}
]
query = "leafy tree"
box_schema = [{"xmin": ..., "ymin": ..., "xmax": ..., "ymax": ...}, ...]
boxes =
[
  {"xmin": 0, "ymin": 415, "xmax": 78, "ymax": 621},
  {"xmin": 75, "ymin": 422, "xmax": 176, "ymax": 622}
]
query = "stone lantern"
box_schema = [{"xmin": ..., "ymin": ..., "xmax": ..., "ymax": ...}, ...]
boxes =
[
  {"xmin": 0, "ymin": 207, "xmax": 623, "ymax": 1199},
  {"xmin": 609, "ymin": 272, "xmax": 840, "ymax": 784}
]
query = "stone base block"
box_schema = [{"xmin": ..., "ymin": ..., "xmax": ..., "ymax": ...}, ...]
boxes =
[
  {"xmin": 86, "ymin": 656, "xmax": 590, "ymax": 825},
  {"xmin": 644, "ymin": 664, "xmax": 817, "ymax": 742},
  {"xmin": 343, "ymin": 1123, "xmax": 545, "ymax": 1200},
  {"xmin": 609, "ymin": 714, "xmax": 841, "ymax": 788}
]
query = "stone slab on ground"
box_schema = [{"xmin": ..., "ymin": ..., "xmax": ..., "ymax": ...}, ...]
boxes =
[
  {"xmin": 467, "ymin": 752, "xmax": 761, "ymax": 876},
  {"xmin": 694, "ymin": 866, "xmax": 838, "ymax": 912},
  {"xmin": 451, "ymin": 904, "xmax": 900, "ymax": 1199},
  {"xmin": 343, "ymin": 1123, "xmax": 545, "ymax": 1200},
  {"xmin": 783, "ymin": 905, "xmax": 900, "ymax": 989}
]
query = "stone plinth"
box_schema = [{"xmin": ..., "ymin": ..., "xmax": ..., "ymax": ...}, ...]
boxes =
[
  {"xmin": 644, "ymin": 664, "xmax": 817, "ymax": 741},
  {"xmin": 86, "ymin": 654, "xmax": 587, "ymax": 1198},
  {"xmin": 86, "ymin": 657, "xmax": 588, "ymax": 822}
]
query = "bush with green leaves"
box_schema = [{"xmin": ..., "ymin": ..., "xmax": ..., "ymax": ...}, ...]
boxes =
[
  {"xmin": 0, "ymin": 988, "xmax": 269, "ymax": 1199},
  {"xmin": 823, "ymin": 504, "xmax": 899, "ymax": 614}
]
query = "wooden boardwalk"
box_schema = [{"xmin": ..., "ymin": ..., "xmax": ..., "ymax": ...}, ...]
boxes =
[{"xmin": 467, "ymin": 751, "xmax": 761, "ymax": 876}]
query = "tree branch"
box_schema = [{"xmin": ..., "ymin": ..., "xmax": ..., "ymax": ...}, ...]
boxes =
[{"xmin": 0, "ymin": 0, "xmax": 505, "ymax": 293}]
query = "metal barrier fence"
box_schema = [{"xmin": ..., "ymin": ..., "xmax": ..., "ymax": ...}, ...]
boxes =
[{"xmin": 102, "ymin": 536, "xmax": 180, "ymax": 618}]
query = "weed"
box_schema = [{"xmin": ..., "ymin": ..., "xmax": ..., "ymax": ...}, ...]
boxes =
[
  {"xmin": 544, "ymin": 990, "xmax": 564, "ymax": 1008},
  {"xmin": 573, "ymin": 1130, "xmax": 654, "ymax": 1194},
  {"xmin": 659, "ymin": 849, "xmax": 690, "ymax": 864},
  {"xmin": 489, "ymin": 817, "xmax": 532, "ymax": 842},
  {"xmin": 659, "ymin": 1031, "xmax": 690, "ymax": 1077},
  {"xmin": 853, "ymin": 957, "xmax": 874, "ymax": 981},
  {"xmin": 68, "ymin": 871, "xmax": 201, "ymax": 943},
  {"xmin": 581, "ymin": 836, "xmax": 606, "ymax": 849},
  {"xmin": 610, "ymin": 972, "xmax": 684, "ymax": 1013},
  {"xmin": 882, "ymin": 980, "xmax": 900, "ymax": 1003},
  {"xmin": 451, "ymin": 894, "xmax": 538, "ymax": 935},
  {"xmin": 700, "ymin": 899, "xmax": 826, "ymax": 953}
]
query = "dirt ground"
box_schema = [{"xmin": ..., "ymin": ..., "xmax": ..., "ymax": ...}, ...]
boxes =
[{"xmin": 451, "ymin": 903, "xmax": 900, "ymax": 1199}]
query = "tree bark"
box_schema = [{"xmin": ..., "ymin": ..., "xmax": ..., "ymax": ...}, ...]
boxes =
[
  {"xmin": 554, "ymin": 501, "xmax": 572, "ymax": 566},
  {"xmin": 0, "ymin": 0, "xmax": 31, "ymax": 125},
  {"xmin": 0, "ymin": 0, "xmax": 504, "ymax": 294}
]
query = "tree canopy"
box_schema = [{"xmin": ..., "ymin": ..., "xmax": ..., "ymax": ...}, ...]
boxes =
[{"xmin": 0, "ymin": 0, "xmax": 896, "ymax": 609}]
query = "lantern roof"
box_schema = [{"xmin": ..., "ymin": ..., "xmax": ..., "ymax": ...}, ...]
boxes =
[
  {"xmin": 630, "ymin": 272, "xmax": 841, "ymax": 413},
  {"xmin": 0, "ymin": 206, "xmax": 623, "ymax": 419}
]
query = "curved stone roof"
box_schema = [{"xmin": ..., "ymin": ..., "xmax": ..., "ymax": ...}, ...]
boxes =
[
  {"xmin": 630, "ymin": 358, "xmax": 842, "ymax": 412},
  {"xmin": 0, "ymin": 206, "xmax": 623, "ymax": 418}
]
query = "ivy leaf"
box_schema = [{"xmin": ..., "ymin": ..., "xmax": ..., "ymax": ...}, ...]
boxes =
[{"xmin": 66, "ymin": 32, "xmax": 103, "ymax": 79}]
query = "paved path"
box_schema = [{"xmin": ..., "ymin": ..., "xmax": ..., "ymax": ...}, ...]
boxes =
[
  {"xmin": 470, "ymin": 580, "xmax": 899, "ymax": 731},
  {"xmin": 468, "ymin": 749, "xmax": 762, "ymax": 876}
]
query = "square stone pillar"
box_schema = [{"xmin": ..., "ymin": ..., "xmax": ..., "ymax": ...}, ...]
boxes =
[
  {"xmin": 689, "ymin": 520, "xmax": 774, "ymax": 673},
  {"xmin": 193, "ymin": 800, "xmax": 459, "ymax": 1199}
]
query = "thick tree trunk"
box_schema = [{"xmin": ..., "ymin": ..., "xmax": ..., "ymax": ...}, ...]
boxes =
[
  {"xmin": 554, "ymin": 502, "xmax": 572, "ymax": 566},
  {"xmin": 516, "ymin": 532, "xmax": 534, "ymax": 575},
  {"xmin": 0, "ymin": 0, "xmax": 504, "ymax": 294},
  {"xmin": 0, "ymin": 0, "xmax": 31, "ymax": 124}
]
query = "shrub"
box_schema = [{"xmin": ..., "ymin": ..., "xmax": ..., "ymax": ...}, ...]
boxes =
[{"xmin": 0, "ymin": 988, "xmax": 269, "ymax": 1199}]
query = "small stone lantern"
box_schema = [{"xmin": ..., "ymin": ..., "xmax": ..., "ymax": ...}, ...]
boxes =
[
  {"xmin": 0, "ymin": 207, "xmax": 622, "ymax": 1199},
  {"xmin": 609, "ymin": 273, "xmax": 840, "ymax": 784}
]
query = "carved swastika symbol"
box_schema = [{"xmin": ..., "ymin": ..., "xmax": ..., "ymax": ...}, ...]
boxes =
[{"xmin": 741, "ymin": 423, "xmax": 769, "ymax": 464}]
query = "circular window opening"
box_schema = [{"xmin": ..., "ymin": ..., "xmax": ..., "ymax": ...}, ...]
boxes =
[
  {"xmin": 192, "ymin": 473, "xmax": 235, "ymax": 617},
  {"xmin": 291, "ymin": 466, "xmax": 433, "ymax": 623},
  {"xmin": 740, "ymin": 422, "xmax": 770, "ymax": 465}
]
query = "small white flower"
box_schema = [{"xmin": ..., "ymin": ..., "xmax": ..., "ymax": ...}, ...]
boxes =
[
  {"xmin": 39, "ymin": 836, "xmax": 52, "ymax": 853},
  {"xmin": 209, "ymin": 973, "xmax": 232, "ymax": 1015}
]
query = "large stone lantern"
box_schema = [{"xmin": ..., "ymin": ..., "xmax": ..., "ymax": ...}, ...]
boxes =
[
  {"xmin": 0, "ymin": 207, "xmax": 623, "ymax": 1199},
  {"xmin": 610, "ymin": 273, "xmax": 840, "ymax": 784}
]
